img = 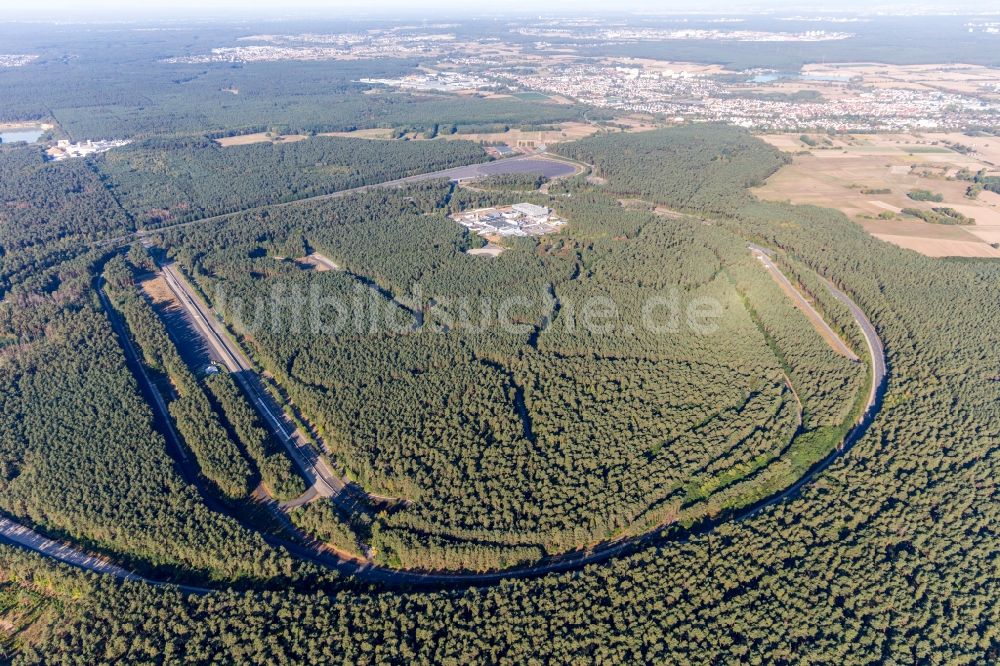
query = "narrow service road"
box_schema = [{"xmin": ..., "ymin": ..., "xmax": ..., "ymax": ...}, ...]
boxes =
[{"xmin": 750, "ymin": 244, "xmax": 859, "ymax": 361}]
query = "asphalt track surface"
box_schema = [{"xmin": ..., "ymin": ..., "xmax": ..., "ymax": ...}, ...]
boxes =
[
  {"xmin": 825, "ymin": 279, "xmax": 887, "ymax": 415},
  {"xmin": 0, "ymin": 517, "xmax": 140, "ymax": 581},
  {"xmin": 159, "ymin": 264, "xmax": 341, "ymax": 501},
  {"xmin": 159, "ymin": 263, "xmax": 392, "ymax": 518}
]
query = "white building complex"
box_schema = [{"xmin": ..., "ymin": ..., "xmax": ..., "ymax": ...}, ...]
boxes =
[
  {"xmin": 47, "ymin": 139, "xmax": 131, "ymax": 161},
  {"xmin": 452, "ymin": 203, "xmax": 565, "ymax": 238}
]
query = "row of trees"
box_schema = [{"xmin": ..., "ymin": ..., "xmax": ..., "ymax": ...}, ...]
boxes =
[
  {"xmin": 203, "ymin": 372, "xmax": 306, "ymax": 501},
  {"xmin": 104, "ymin": 255, "xmax": 255, "ymax": 500}
]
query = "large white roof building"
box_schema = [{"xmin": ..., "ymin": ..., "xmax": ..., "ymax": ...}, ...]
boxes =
[{"xmin": 512, "ymin": 203, "xmax": 550, "ymax": 218}]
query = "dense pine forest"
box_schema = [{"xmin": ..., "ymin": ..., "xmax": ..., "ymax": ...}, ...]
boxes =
[
  {"xmin": 99, "ymin": 136, "xmax": 489, "ymax": 227},
  {"xmin": 0, "ymin": 143, "xmax": 339, "ymax": 591},
  {"xmin": 0, "ymin": 255, "xmax": 292, "ymax": 584},
  {"xmin": 103, "ymin": 256, "xmax": 256, "ymax": 500},
  {"xmin": 147, "ymin": 126, "xmax": 863, "ymax": 567},
  {"xmin": 0, "ymin": 146, "xmax": 133, "ymax": 296},
  {"xmin": 0, "ymin": 23, "xmax": 997, "ymax": 656}
]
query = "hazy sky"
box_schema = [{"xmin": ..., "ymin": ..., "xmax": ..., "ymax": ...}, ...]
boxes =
[{"xmin": 3, "ymin": 0, "xmax": 996, "ymax": 21}]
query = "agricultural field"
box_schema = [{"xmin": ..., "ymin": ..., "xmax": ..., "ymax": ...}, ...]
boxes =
[
  {"xmin": 754, "ymin": 132, "xmax": 1000, "ymax": 258},
  {"xmin": 437, "ymin": 121, "xmax": 601, "ymax": 146},
  {"xmin": 324, "ymin": 120, "xmax": 600, "ymax": 145},
  {"xmin": 739, "ymin": 63, "xmax": 1000, "ymax": 104},
  {"xmin": 317, "ymin": 128, "xmax": 395, "ymax": 140},
  {"xmin": 801, "ymin": 62, "xmax": 1000, "ymax": 101}
]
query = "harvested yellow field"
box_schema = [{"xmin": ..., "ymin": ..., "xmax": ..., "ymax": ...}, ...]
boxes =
[
  {"xmin": 870, "ymin": 235, "xmax": 1000, "ymax": 258},
  {"xmin": 856, "ymin": 218, "xmax": 1000, "ymax": 256},
  {"xmin": 755, "ymin": 132, "xmax": 1000, "ymax": 258},
  {"xmin": 918, "ymin": 132, "xmax": 1000, "ymax": 167},
  {"xmin": 439, "ymin": 117, "xmax": 660, "ymax": 145},
  {"xmin": 546, "ymin": 94, "xmax": 576, "ymax": 105},
  {"xmin": 309, "ymin": 115, "xmax": 660, "ymax": 148},
  {"xmin": 856, "ymin": 217, "xmax": 980, "ymax": 240},
  {"xmin": 445, "ymin": 122, "xmax": 599, "ymax": 146},
  {"xmin": 940, "ymin": 203, "xmax": 1000, "ymax": 226},
  {"xmin": 801, "ymin": 63, "xmax": 1000, "ymax": 101},
  {"xmin": 323, "ymin": 121, "xmax": 605, "ymax": 146},
  {"xmin": 962, "ymin": 222, "xmax": 1000, "ymax": 245}
]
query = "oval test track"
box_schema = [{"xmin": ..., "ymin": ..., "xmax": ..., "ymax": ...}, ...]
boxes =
[{"xmin": 0, "ymin": 240, "xmax": 887, "ymax": 592}]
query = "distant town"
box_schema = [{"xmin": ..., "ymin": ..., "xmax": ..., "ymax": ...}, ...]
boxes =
[
  {"xmin": 359, "ymin": 71, "xmax": 496, "ymax": 93},
  {"xmin": 162, "ymin": 31, "xmax": 454, "ymax": 64},
  {"xmin": 514, "ymin": 27, "xmax": 853, "ymax": 42},
  {"xmin": 492, "ymin": 62, "xmax": 1000, "ymax": 131},
  {"xmin": 158, "ymin": 25, "xmax": 1000, "ymax": 132}
]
